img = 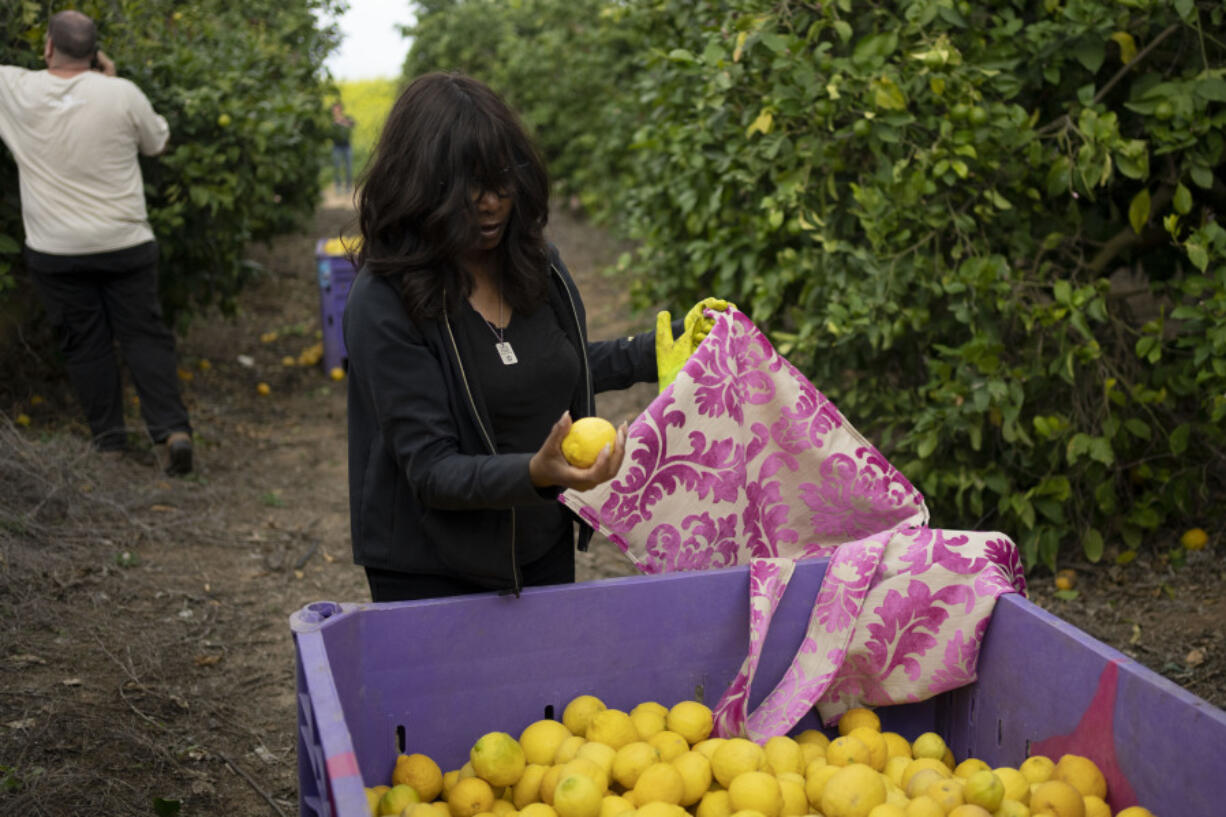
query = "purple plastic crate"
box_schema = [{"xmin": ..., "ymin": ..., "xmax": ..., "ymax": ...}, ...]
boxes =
[
  {"xmin": 315, "ymin": 240, "xmax": 357, "ymax": 374},
  {"xmin": 291, "ymin": 559, "xmax": 1226, "ymax": 817}
]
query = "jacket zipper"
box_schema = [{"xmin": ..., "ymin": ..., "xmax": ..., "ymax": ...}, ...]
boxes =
[
  {"xmin": 443, "ymin": 299, "xmax": 521, "ymax": 595},
  {"xmin": 551, "ymin": 262, "xmax": 594, "ymax": 417}
]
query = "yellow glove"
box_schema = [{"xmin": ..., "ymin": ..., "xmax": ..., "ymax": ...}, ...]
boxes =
[{"xmin": 655, "ymin": 297, "xmax": 734, "ymax": 392}]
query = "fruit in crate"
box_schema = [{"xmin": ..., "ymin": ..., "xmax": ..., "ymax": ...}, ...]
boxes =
[{"xmin": 363, "ymin": 695, "xmax": 1161, "ymax": 817}]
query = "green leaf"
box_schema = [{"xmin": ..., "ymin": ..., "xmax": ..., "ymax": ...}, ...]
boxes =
[
  {"xmin": 853, "ymin": 32, "xmax": 899, "ymax": 66},
  {"xmin": 1073, "ymin": 38, "xmax": 1106, "ymax": 73},
  {"xmin": 833, "ymin": 21, "xmax": 853, "ymax": 44},
  {"xmin": 1054, "ymin": 589, "xmax": 1080, "ymax": 601},
  {"xmin": 1088, "ymin": 437, "xmax": 1115, "ymax": 466},
  {"xmin": 1169, "ymin": 423, "xmax": 1190, "ymax": 455},
  {"xmin": 0, "ymin": 234, "xmax": 18, "ymax": 254},
  {"xmin": 1082, "ymin": 528, "xmax": 1105, "ymax": 563},
  {"xmin": 1173, "ymin": 183, "xmax": 1193, "ymax": 215},
  {"xmin": 1128, "ymin": 189, "xmax": 1150, "ymax": 235},
  {"xmin": 1196, "ymin": 77, "xmax": 1226, "ymax": 102},
  {"xmin": 667, "ymin": 49, "xmax": 697, "ymax": 63},
  {"xmin": 916, "ymin": 431, "xmax": 939, "ymax": 459},
  {"xmin": 1124, "ymin": 418, "xmax": 1151, "ymax": 440},
  {"xmin": 1186, "ymin": 242, "xmax": 1209, "ymax": 271},
  {"xmin": 1191, "ymin": 165, "xmax": 1214, "ymax": 189}
]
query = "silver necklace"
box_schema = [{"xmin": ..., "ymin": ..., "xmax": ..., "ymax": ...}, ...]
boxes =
[{"xmin": 480, "ymin": 276, "xmax": 517, "ymax": 365}]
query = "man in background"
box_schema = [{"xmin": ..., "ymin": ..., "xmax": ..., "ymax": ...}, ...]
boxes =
[
  {"xmin": 0, "ymin": 10, "xmax": 194, "ymax": 474},
  {"xmin": 330, "ymin": 101, "xmax": 355, "ymax": 193}
]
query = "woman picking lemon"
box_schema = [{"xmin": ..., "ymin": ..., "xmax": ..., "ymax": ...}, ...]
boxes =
[{"xmin": 343, "ymin": 72, "xmax": 726, "ymax": 601}]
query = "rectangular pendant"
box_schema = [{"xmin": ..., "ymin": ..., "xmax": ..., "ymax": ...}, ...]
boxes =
[{"xmin": 496, "ymin": 341, "xmax": 518, "ymax": 365}]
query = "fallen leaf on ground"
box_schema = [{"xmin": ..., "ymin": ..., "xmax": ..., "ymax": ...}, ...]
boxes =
[
  {"xmin": 194, "ymin": 654, "xmax": 223, "ymax": 667},
  {"xmin": 1186, "ymin": 648, "xmax": 1206, "ymax": 667}
]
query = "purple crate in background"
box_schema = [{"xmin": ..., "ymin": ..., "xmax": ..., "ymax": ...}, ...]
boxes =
[
  {"xmin": 291, "ymin": 559, "xmax": 1226, "ymax": 817},
  {"xmin": 315, "ymin": 240, "xmax": 357, "ymax": 374}
]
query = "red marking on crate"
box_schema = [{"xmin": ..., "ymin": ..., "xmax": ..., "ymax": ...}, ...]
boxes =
[
  {"xmin": 1031, "ymin": 659, "xmax": 1137, "ymax": 809},
  {"xmin": 327, "ymin": 751, "xmax": 360, "ymax": 779}
]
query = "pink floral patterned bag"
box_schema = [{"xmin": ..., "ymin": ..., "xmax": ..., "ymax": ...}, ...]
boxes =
[{"xmin": 561, "ymin": 309, "xmax": 1026, "ymax": 739}]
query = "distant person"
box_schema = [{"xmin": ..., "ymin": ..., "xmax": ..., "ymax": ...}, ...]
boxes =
[
  {"xmin": 0, "ymin": 10, "xmax": 194, "ymax": 474},
  {"xmin": 330, "ymin": 102, "xmax": 355, "ymax": 193}
]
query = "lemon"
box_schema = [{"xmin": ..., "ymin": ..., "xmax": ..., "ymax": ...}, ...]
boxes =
[
  {"xmin": 993, "ymin": 767, "xmax": 1029, "ymax": 803},
  {"xmin": 491, "ymin": 805, "xmax": 516, "ymax": 817},
  {"xmin": 947, "ymin": 806, "xmax": 993, "ymax": 817},
  {"xmin": 521, "ymin": 803, "xmax": 560, "ymax": 817},
  {"xmin": 637, "ymin": 803, "xmax": 689, "ymax": 817},
  {"xmin": 587, "ymin": 709, "xmax": 640, "ymax": 750},
  {"xmin": 1030, "ymin": 781, "xmax": 1086, "ymax": 817},
  {"xmin": 472, "ymin": 732, "xmax": 527, "ymax": 787},
  {"xmin": 257, "ymin": 382, "xmax": 271, "ymax": 396},
  {"xmin": 672, "ymin": 750, "xmax": 713, "ymax": 806},
  {"xmin": 1115, "ymin": 808, "xmax": 1157, "ymax": 817},
  {"xmin": 911, "ymin": 733, "xmax": 947, "ymax": 761},
  {"xmin": 556, "ymin": 736, "xmax": 587, "ymax": 764},
  {"xmin": 837, "ymin": 708, "xmax": 882, "ymax": 736},
  {"xmin": 1052, "ymin": 755, "xmax": 1106, "ymax": 799},
  {"xmin": 561, "ymin": 756, "xmax": 609, "ymax": 794},
  {"xmin": 633, "ymin": 761, "xmax": 686, "ymax": 805},
  {"xmin": 513, "ymin": 764, "xmax": 549, "ymax": 808},
  {"xmin": 561, "ymin": 417, "xmax": 618, "ymax": 468},
  {"xmin": 1082, "ymin": 795, "xmax": 1111, "ymax": 817},
  {"xmin": 406, "ymin": 802, "xmax": 443, "ymax": 817},
  {"xmin": 804, "ymin": 763, "xmax": 840, "ymax": 810},
  {"xmin": 728, "ymin": 770, "xmax": 783, "ymax": 817},
  {"xmin": 696, "ymin": 789, "xmax": 734, "ymax": 817},
  {"xmin": 449, "ymin": 778, "xmax": 496, "ymax": 817},
  {"xmin": 394, "ymin": 753, "xmax": 445, "ymax": 802},
  {"xmin": 941, "ymin": 747, "xmax": 956, "ymax": 771},
  {"xmin": 1054, "ymin": 569, "xmax": 1077, "ymax": 591},
  {"xmin": 711, "ymin": 738, "xmax": 767, "ymax": 788},
  {"xmin": 539, "ymin": 765, "xmax": 565, "ymax": 805},
  {"xmin": 881, "ymin": 733, "xmax": 912, "ymax": 761},
  {"xmin": 903, "ymin": 795, "xmax": 944, "ymax": 817},
  {"xmin": 883, "ymin": 756, "xmax": 910, "ymax": 787},
  {"xmin": 827, "ymin": 735, "xmax": 871, "ymax": 767},
  {"xmin": 522, "ymin": 720, "xmax": 575, "ymax": 766},
  {"xmin": 900, "ymin": 758, "xmax": 950, "ymax": 791},
  {"xmin": 554, "ymin": 774, "xmax": 603, "ymax": 817},
  {"xmin": 564, "ymin": 695, "xmax": 608, "ymax": 736},
  {"xmin": 821, "ymin": 763, "xmax": 887, "ymax": 817},
  {"xmin": 365, "ymin": 786, "xmax": 383, "ymax": 817},
  {"xmin": 867, "ymin": 805, "xmax": 907, "ymax": 817},
  {"xmin": 631, "ymin": 709, "xmax": 667, "ymax": 741},
  {"xmin": 995, "ymin": 799, "xmax": 1031, "ymax": 817},
  {"xmin": 330, "ymin": 366, "xmax": 346, "ymax": 380},
  {"xmin": 648, "ymin": 730, "xmax": 690, "ymax": 762},
  {"xmin": 600, "ymin": 794, "xmax": 635, "ymax": 817},
  {"xmin": 904, "ymin": 769, "xmax": 947, "ymax": 799},
  {"xmin": 762, "ymin": 735, "xmax": 805, "ymax": 776},
  {"xmin": 666, "ymin": 700, "xmax": 714, "ymax": 745},
  {"xmin": 925, "ymin": 776, "xmax": 964, "ymax": 811},
  {"xmin": 577, "ymin": 742, "xmax": 617, "ymax": 777},
  {"xmin": 954, "ymin": 758, "xmax": 991, "ymax": 779},
  {"xmin": 613, "ymin": 741, "xmax": 661, "ymax": 789},
  {"xmin": 962, "ymin": 770, "xmax": 1004, "ymax": 812},
  {"xmin": 1180, "ymin": 527, "xmax": 1209, "ymax": 550},
  {"xmin": 693, "ymin": 737, "xmax": 726, "ymax": 760},
  {"xmin": 379, "ymin": 784, "xmax": 420, "ymax": 816},
  {"xmin": 443, "ymin": 770, "xmax": 463, "ymax": 797},
  {"xmin": 799, "ymin": 741, "xmax": 826, "ymax": 767},
  {"xmin": 777, "ymin": 775, "xmax": 808, "ymax": 817},
  {"xmin": 794, "ymin": 729, "xmax": 831, "ymax": 750},
  {"xmin": 847, "ymin": 728, "xmax": 887, "ymax": 771},
  {"xmin": 1019, "ymin": 756, "xmax": 1055, "ymax": 785},
  {"xmin": 632, "ymin": 701, "xmax": 670, "ymax": 719}
]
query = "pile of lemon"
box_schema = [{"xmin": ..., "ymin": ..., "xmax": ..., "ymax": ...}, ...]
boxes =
[{"xmin": 363, "ymin": 694, "xmax": 1159, "ymax": 817}]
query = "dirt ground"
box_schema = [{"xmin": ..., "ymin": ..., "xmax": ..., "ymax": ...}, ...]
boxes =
[{"xmin": 1, "ymin": 198, "xmax": 1222, "ymax": 816}]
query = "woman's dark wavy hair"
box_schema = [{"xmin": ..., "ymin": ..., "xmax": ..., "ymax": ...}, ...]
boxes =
[{"xmin": 356, "ymin": 72, "xmax": 550, "ymax": 322}]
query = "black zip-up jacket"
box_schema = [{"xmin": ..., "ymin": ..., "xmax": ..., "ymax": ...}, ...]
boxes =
[{"xmin": 343, "ymin": 247, "xmax": 660, "ymax": 593}]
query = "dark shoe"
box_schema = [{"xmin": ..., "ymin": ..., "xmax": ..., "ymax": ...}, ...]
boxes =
[{"xmin": 165, "ymin": 432, "xmax": 193, "ymax": 476}]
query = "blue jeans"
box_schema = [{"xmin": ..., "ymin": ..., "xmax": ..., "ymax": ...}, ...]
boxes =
[{"xmin": 332, "ymin": 144, "xmax": 353, "ymax": 191}]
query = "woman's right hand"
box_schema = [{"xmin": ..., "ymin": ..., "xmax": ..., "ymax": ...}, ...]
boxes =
[{"xmin": 529, "ymin": 412, "xmax": 627, "ymax": 492}]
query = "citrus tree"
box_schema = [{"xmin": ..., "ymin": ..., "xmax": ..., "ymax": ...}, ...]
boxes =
[
  {"xmin": 407, "ymin": 0, "xmax": 1226, "ymax": 570},
  {"xmin": 0, "ymin": 0, "xmax": 343, "ymax": 324}
]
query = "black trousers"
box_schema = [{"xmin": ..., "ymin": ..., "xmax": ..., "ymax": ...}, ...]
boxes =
[
  {"xmin": 365, "ymin": 533, "xmax": 576, "ymax": 602},
  {"xmin": 26, "ymin": 242, "xmax": 191, "ymax": 451}
]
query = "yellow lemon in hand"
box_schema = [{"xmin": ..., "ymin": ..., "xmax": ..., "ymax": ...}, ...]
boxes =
[{"xmin": 561, "ymin": 417, "xmax": 617, "ymax": 468}]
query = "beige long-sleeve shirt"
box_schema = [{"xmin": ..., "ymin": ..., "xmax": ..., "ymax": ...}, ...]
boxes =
[{"xmin": 0, "ymin": 66, "xmax": 169, "ymax": 255}]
